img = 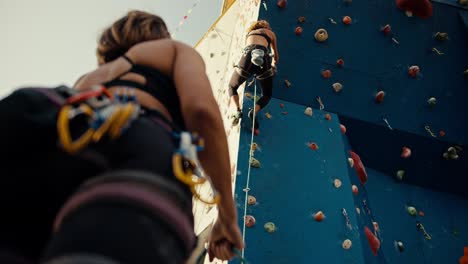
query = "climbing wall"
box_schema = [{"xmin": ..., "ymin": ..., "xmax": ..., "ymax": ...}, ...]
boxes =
[
  {"xmin": 230, "ymin": 0, "xmax": 468, "ymax": 263},
  {"xmin": 194, "ymin": 0, "xmax": 261, "ymax": 238}
]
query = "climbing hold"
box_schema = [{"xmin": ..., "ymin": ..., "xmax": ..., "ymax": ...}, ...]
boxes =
[
  {"xmin": 418, "ymin": 211, "xmax": 425, "ymax": 217},
  {"xmin": 439, "ymin": 130, "xmax": 446, "ymax": 137},
  {"xmin": 401, "ymin": 146, "xmax": 412, "ymax": 159},
  {"xmin": 265, "ymin": 112, "xmax": 272, "ymax": 119},
  {"xmin": 342, "ymin": 239, "xmax": 352, "ymax": 250},
  {"xmin": 460, "ymin": 0, "xmax": 468, "ymax": 5},
  {"xmin": 245, "ymin": 215, "xmax": 256, "ymax": 227},
  {"xmin": 247, "ymin": 195, "xmax": 257, "ymax": 205},
  {"xmin": 264, "ymin": 222, "xmax": 277, "ymax": 233},
  {"xmin": 277, "ymin": 0, "xmax": 287, "ymax": 8},
  {"xmin": 443, "ymin": 146, "xmax": 460, "ymax": 160},
  {"xmin": 295, "ymin": 26, "xmax": 303, "ymax": 36},
  {"xmin": 328, "ymin": 18, "xmax": 337, "ymax": 24},
  {"xmin": 251, "ymin": 143, "xmax": 258, "ymax": 151},
  {"xmin": 314, "ymin": 28, "xmax": 329, "ymax": 42},
  {"xmin": 250, "ymin": 157, "xmax": 261, "ymax": 168},
  {"xmin": 396, "ymin": 0, "xmax": 433, "ymax": 18},
  {"xmin": 332, "ymin": 82, "xmax": 343, "ymax": 93},
  {"xmin": 282, "ymin": 111, "xmax": 288, "ymax": 115},
  {"xmin": 352, "ymin": 185, "xmax": 359, "ymax": 195},
  {"xmin": 434, "ymin": 32, "xmax": 449, "ymax": 41},
  {"xmin": 308, "ymin": 142, "xmax": 319, "ymax": 150},
  {"xmin": 210, "ymin": 53, "xmax": 215, "ymax": 58},
  {"xmin": 408, "ymin": 65, "xmax": 420, "ymax": 78},
  {"xmin": 375, "ymin": 91, "xmax": 385, "ymax": 103},
  {"xmin": 464, "ymin": 69, "xmax": 468, "ymax": 76},
  {"xmin": 325, "ymin": 114, "xmax": 332, "ymax": 121},
  {"xmin": 394, "ymin": 241, "xmax": 405, "ymax": 252},
  {"xmin": 334, "ymin": 179, "xmax": 342, "ymax": 188},
  {"xmin": 340, "ymin": 124, "xmax": 347, "ymax": 134},
  {"xmin": 373, "ymin": 222, "xmax": 380, "ymax": 234},
  {"xmin": 348, "ymin": 158, "xmax": 354, "ymax": 168},
  {"xmin": 304, "ymin": 107, "xmax": 313, "ymax": 116},
  {"xmin": 396, "ymin": 170, "xmax": 405, "ymax": 181},
  {"xmin": 364, "ymin": 226, "xmax": 381, "ymax": 256},
  {"xmin": 349, "ymin": 151, "xmax": 368, "ymax": 184},
  {"xmin": 284, "ymin": 79, "xmax": 292, "ymax": 88},
  {"xmin": 427, "ymin": 97, "xmax": 437, "ymax": 106},
  {"xmin": 381, "ymin": 24, "xmax": 391, "ymax": 35},
  {"xmin": 280, "ymin": 103, "xmax": 285, "ymax": 108},
  {"xmin": 336, "ymin": 58, "xmax": 345, "ymax": 67},
  {"xmin": 356, "ymin": 208, "xmax": 360, "ymax": 215},
  {"xmin": 313, "ymin": 211, "xmax": 325, "ymax": 222},
  {"xmin": 407, "ymin": 206, "xmax": 417, "ymax": 216},
  {"xmin": 432, "ymin": 47, "xmax": 444, "ymax": 55},
  {"xmin": 297, "ymin": 16, "xmax": 306, "ymax": 23},
  {"xmin": 342, "ymin": 16, "xmax": 352, "ymax": 25},
  {"xmin": 321, "ymin": 69, "xmax": 332, "ymax": 79}
]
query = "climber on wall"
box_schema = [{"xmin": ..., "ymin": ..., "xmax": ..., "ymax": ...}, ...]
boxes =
[
  {"xmin": 0, "ymin": 10, "xmax": 243, "ymax": 264},
  {"xmin": 229, "ymin": 20, "xmax": 279, "ymax": 132}
]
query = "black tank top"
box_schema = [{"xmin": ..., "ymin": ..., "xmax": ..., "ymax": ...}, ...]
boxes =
[
  {"xmin": 246, "ymin": 30, "xmax": 272, "ymax": 48},
  {"xmin": 103, "ymin": 56, "xmax": 185, "ymax": 130}
]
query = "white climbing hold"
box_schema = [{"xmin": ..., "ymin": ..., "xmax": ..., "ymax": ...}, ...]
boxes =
[
  {"xmin": 348, "ymin": 158, "xmax": 354, "ymax": 168},
  {"xmin": 334, "ymin": 179, "xmax": 342, "ymax": 188},
  {"xmin": 304, "ymin": 107, "xmax": 313, "ymax": 116},
  {"xmin": 264, "ymin": 222, "xmax": 277, "ymax": 233},
  {"xmin": 250, "ymin": 157, "xmax": 261, "ymax": 168},
  {"xmin": 332, "ymin": 83, "xmax": 343, "ymax": 93},
  {"xmin": 247, "ymin": 195, "xmax": 257, "ymax": 205},
  {"xmin": 342, "ymin": 239, "xmax": 352, "ymax": 250}
]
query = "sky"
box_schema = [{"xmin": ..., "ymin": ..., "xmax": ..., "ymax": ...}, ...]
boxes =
[{"xmin": 0, "ymin": 0, "xmax": 222, "ymax": 95}]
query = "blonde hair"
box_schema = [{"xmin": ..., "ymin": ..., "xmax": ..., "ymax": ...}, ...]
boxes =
[
  {"xmin": 247, "ymin": 20, "xmax": 271, "ymax": 33},
  {"xmin": 97, "ymin": 10, "xmax": 170, "ymax": 64}
]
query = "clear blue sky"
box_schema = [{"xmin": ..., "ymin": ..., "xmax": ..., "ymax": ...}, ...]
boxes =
[{"xmin": 0, "ymin": 0, "xmax": 222, "ymax": 94}]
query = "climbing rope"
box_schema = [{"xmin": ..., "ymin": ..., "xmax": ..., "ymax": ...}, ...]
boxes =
[{"xmin": 241, "ymin": 76, "xmax": 258, "ymax": 258}]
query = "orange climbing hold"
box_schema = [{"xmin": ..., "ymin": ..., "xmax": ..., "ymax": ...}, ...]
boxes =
[
  {"xmin": 342, "ymin": 16, "xmax": 352, "ymax": 25},
  {"xmin": 295, "ymin": 26, "xmax": 303, "ymax": 35},
  {"xmin": 325, "ymin": 114, "xmax": 332, "ymax": 121},
  {"xmin": 277, "ymin": 0, "xmax": 287, "ymax": 8},
  {"xmin": 340, "ymin": 124, "xmax": 347, "ymax": 134},
  {"xmin": 321, "ymin": 69, "xmax": 332, "ymax": 79},
  {"xmin": 401, "ymin": 146, "xmax": 412, "ymax": 158},
  {"xmin": 314, "ymin": 211, "xmax": 325, "ymax": 222},
  {"xmin": 381, "ymin": 24, "xmax": 391, "ymax": 35},
  {"xmin": 309, "ymin": 142, "xmax": 319, "ymax": 150},
  {"xmin": 408, "ymin": 65, "xmax": 420, "ymax": 78},
  {"xmin": 349, "ymin": 151, "xmax": 368, "ymax": 184},
  {"xmin": 365, "ymin": 226, "xmax": 381, "ymax": 256}
]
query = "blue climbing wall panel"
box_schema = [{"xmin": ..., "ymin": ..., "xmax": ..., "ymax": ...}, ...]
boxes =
[
  {"xmin": 234, "ymin": 95, "xmax": 364, "ymax": 264},
  {"xmin": 232, "ymin": 0, "xmax": 468, "ymax": 263}
]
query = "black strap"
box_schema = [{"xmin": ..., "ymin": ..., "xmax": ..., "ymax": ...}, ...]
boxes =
[{"xmin": 121, "ymin": 55, "xmax": 135, "ymax": 66}]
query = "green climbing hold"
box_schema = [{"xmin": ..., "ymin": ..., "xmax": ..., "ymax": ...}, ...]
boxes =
[
  {"xmin": 407, "ymin": 206, "xmax": 417, "ymax": 216},
  {"xmin": 396, "ymin": 170, "xmax": 405, "ymax": 181},
  {"xmin": 264, "ymin": 222, "xmax": 277, "ymax": 233},
  {"xmin": 250, "ymin": 157, "xmax": 261, "ymax": 168}
]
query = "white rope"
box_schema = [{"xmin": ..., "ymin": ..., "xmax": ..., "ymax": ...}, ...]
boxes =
[{"xmin": 241, "ymin": 77, "xmax": 258, "ymax": 258}]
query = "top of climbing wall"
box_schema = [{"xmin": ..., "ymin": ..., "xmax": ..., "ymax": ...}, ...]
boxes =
[{"xmin": 261, "ymin": 0, "xmax": 468, "ymax": 145}]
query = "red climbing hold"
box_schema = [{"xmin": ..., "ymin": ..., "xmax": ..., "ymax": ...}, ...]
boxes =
[
  {"xmin": 280, "ymin": 103, "xmax": 285, "ymax": 108},
  {"xmin": 314, "ymin": 211, "xmax": 325, "ymax": 222},
  {"xmin": 401, "ymin": 146, "xmax": 412, "ymax": 158},
  {"xmin": 281, "ymin": 111, "xmax": 288, "ymax": 115},
  {"xmin": 309, "ymin": 142, "xmax": 319, "ymax": 150},
  {"xmin": 364, "ymin": 226, "xmax": 381, "ymax": 256},
  {"xmin": 381, "ymin": 24, "xmax": 391, "ymax": 35},
  {"xmin": 408, "ymin": 65, "xmax": 420, "ymax": 78},
  {"xmin": 342, "ymin": 16, "xmax": 352, "ymax": 25},
  {"xmin": 375, "ymin": 91, "xmax": 385, "ymax": 103},
  {"xmin": 277, "ymin": 0, "xmax": 287, "ymax": 8},
  {"xmin": 325, "ymin": 114, "xmax": 332, "ymax": 121},
  {"xmin": 419, "ymin": 211, "xmax": 425, "ymax": 217},
  {"xmin": 352, "ymin": 185, "xmax": 359, "ymax": 195},
  {"xmin": 396, "ymin": 0, "xmax": 433, "ymax": 18},
  {"xmin": 349, "ymin": 151, "xmax": 368, "ymax": 184},
  {"xmin": 295, "ymin": 26, "xmax": 303, "ymax": 35},
  {"xmin": 245, "ymin": 215, "xmax": 256, "ymax": 227},
  {"xmin": 337, "ymin": 58, "xmax": 345, "ymax": 67},
  {"xmin": 439, "ymin": 130, "xmax": 446, "ymax": 137},
  {"xmin": 340, "ymin": 124, "xmax": 347, "ymax": 134},
  {"xmin": 321, "ymin": 69, "xmax": 332, "ymax": 79}
]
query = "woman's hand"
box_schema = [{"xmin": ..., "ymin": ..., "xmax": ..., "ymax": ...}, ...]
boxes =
[{"xmin": 208, "ymin": 214, "xmax": 244, "ymax": 261}]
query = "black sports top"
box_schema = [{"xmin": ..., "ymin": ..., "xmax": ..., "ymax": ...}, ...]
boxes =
[
  {"xmin": 103, "ymin": 55, "xmax": 185, "ymax": 129},
  {"xmin": 246, "ymin": 30, "xmax": 272, "ymax": 48}
]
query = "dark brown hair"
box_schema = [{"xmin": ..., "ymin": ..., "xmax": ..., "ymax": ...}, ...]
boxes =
[
  {"xmin": 247, "ymin": 20, "xmax": 271, "ymax": 33},
  {"xmin": 96, "ymin": 10, "xmax": 170, "ymax": 64}
]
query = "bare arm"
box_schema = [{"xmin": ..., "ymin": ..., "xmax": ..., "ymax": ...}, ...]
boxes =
[
  {"xmin": 126, "ymin": 40, "xmax": 236, "ymax": 220},
  {"xmin": 271, "ymin": 31, "xmax": 279, "ymax": 64}
]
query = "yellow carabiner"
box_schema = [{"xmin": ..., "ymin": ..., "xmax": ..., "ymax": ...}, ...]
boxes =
[
  {"xmin": 57, "ymin": 105, "xmax": 95, "ymax": 154},
  {"xmin": 109, "ymin": 103, "xmax": 135, "ymax": 139},
  {"xmin": 191, "ymin": 185, "xmax": 221, "ymax": 205}
]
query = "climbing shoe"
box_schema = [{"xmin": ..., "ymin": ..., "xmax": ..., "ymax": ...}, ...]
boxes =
[
  {"xmin": 248, "ymin": 109, "xmax": 259, "ymax": 130},
  {"xmin": 232, "ymin": 110, "xmax": 243, "ymax": 126}
]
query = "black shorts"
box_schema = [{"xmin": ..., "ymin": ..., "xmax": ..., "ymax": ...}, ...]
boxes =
[{"xmin": 0, "ymin": 87, "xmax": 193, "ymax": 263}]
